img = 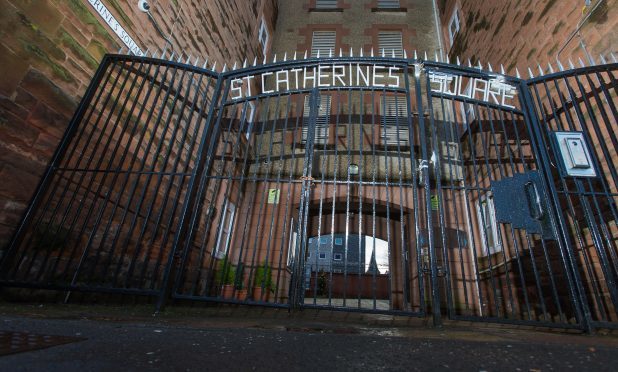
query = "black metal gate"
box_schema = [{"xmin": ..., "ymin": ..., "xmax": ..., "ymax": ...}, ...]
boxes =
[{"xmin": 1, "ymin": 53, "xmax": 616, "ymax": 331}]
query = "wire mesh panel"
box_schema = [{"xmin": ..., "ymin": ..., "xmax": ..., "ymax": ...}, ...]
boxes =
[
  {"xmin": 425, "ymin": 66, "xmax": 582, "ymax": 328},
  {"xmin": 527, "ymin": 64, "xmax": 618, "ymax": 328},
  {"xmin": 0, "ymin": 55, "xmax": 221, "ymax": 297}
]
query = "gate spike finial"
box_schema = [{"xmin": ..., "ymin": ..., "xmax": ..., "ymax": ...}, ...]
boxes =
[
  {"xmin": 273, "ymin": 53, "xmax": 277, "ymax": 63},
  {"xmin": 392, "ymin": 49, "xmax": 396, "ymax": 58},
  {"xmin": 568, "ymin": 58, "xmax": 575, "ymax": 69},
  {"xmin": 556, "ymin": 60, "xmax": 565, "ymax": 71},
  {"xmin": 435, "ymin": 51, "xmax": 439, "ymax": 62},
  {"xmin": 487, "ymin": 62, "xmax": 493, "ymax": 72},
  {"xmin": 424, "ymin": 51, "xmax": 428, "ymax": 61},
  {"xmin": 212, "ymin": 60, "xmax": 217, "ymax": 71},
  {"xmin": 152, "ymin": 51, "xmax": 159, "ymax": 59},
  {"xmin": 243, "ymin": 58, "xmax": 247, "ymax": 68},
  {"xmin": 414, "ymin": 49, "xmax": 418, "ymax": 60},
  {"xmin": 186, "ymin": 54, "xmax": 192, "ymax": 64},
  {"xmin": 527, "ymin": 67, "xmax": 534, "ymax": 78},
  {"xmin": 360, "ymin": 47, "xmax": 363, "ymax": 57},
  {"xmin": 143, "ymin": 48, "xmax": 150, "ymax": 57},
  {"xmin": 467, "ymin": 59, "xmax": 472, "ymax": 67},
  {"xmin": 194, "ymin": 56, "xmax": 199, "ymax": 66},
  {"xmin": 283, "ymin": 52, "xmax": 287, "ymax": 61},
  {"xmin": 578, "ymin": 57, "xmax": 586, "ymax": 68},
  {"xmin": 456, "ymin": 56, "xmax": 461, "ymax": 66},
  {"xmin": 477, "ymin": 60, "xmax": 482, "ymax": 70},
  {"xmin": 202, "ymin": 59, "xmax": 208, "ymax": 69},
  {"xmin": 371, "ymin": 48, "xmax": 374, "ymax": 57},
  {"xmin": 329, "ymin": 48, "xmax": 333, "ymax": 58},
  {"xmin": 403, "ymin": 49, "xmax": 408, "ymax": 59},
  {"xmin": 293, "ymin": 51, "xmax": 297, "ymax": 60},
  {"xmin": 118, "ymin": 46, "xmax": 125, "ymax": 54},
  {"xmin": 381, "ymin": 48, "xmax": 385, "ymax": 57},
  {"xmin": 339, "ymin": 48, "xmax": 343, "ymax": 57},
  {"xmin": 446, "ymin": 54, "xmax": 450, "ymax": 64},
  {"xmin": 349, "ymin": 47, "xmax": 353, "ymax": 57},
  {"xmin": 538, "ymin": 64, "xmax": 544, "ymax": 76},
  {"xmin": 177, "ymin": 53, "xmax": 183, "ymax": 62},
  {"xmin": 317, "ymin": 49, "xmax": 320, "ymax": 58},
  {"xmin": 263, "ymin": 54, "xmax": 267, "ymax": 65},
  {"xmin": 160, "ymin": 50, "xmax": 166, "ymax": 59},
  {"xmin": 304, "ymin": 50, "xmax": 308, "ymax": 59},
  {"xmin": 253, "ymin": 56, "xmax": 257, "ymax": 66},
  {"xmin": 232, "ymin": 62, "xmax": 237, "ymax": 70},
  {"xmin": 599, "ymin": 54, "xmax": 607, "ymax": 64},
  {"xmin": 611, "ymin": 52, "xmax": 617, "ymax": 63},
  {"xmin": 500, "ymin": 64, "xmax": 505, "ymax": 75},
  {"xmin": 169, "ymin": 51, "xmax": 176, "ymax": 60},
  {"xmin": 515, "ymin": 67, "xmax": 521, "ymax": 78},
  {"xmin": 222, "ymin": 63, "xmax": 227, "ymax": 72},
  {"xmin": 590, "ymin": 54, "xmax": 597, "ymax": 65},
  {"xmin": 547, "ymin": 62, "xmax": 554, "ymax": 73}
]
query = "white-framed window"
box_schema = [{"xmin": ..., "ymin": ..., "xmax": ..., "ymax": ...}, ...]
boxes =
[
  {"xmin": 258, "ymin": 17, "xmax": 269, "ymax": 56},
  {"xmin": 476, "ymin": 193, "xmax": 501, "ymax": 256},
  {"xmin": 287, "ymin": 219, "xmax": 297, "ymax": 267},
  {"xmin": 333, "ymin": 253, "xmax": 343, "ymax": 261},
  {"xmin": 311, "ymin": 30, "xmax": 336, "ymax": 57},
  {"xmin": 378, "ymin": 31, "xmax": 404, "ymax": 58},
  {"xmin": 448, "ymin": 9, "xmax": 460, "ymax": 46},
  {"xmin": 380, "ymin": 95, "xmax": 409, "ymax": 146},
  {"xmin": 319, "ymin": 252, "xmax": 327, "ymax": 259},
  {"xmin": 214, "ymin": 199, "xmax": 236, "ymax": 259},
  {"xmin": 459, "ymin": 79, "xmax": 476, "ymax": 124},
  {"xmin": 245, "ymin": 101, "xmax": 256, "ymax": 140},
  {"xmin": 334, "ymin": 237, "xmax": 343, "ymax": 245},
  {"xmin": 378, "ymin": 0, "xmax": 400, "ymax": 8},
  {"xmin": 302, "ymin": 95, "xmax": 331, "ymax": 145},
  {"xmin": 316, "ymin": 0, "xmax": 338, "ymax": 8},
  {"xmin": 319, "ymin": 236, "xmax": 329, "ymax": 244}
]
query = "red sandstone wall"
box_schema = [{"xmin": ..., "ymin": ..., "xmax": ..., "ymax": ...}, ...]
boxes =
[
  {"xmin": 437, "ymin": 0, "xmax": 617, "ymax": 74},
  {"xmin": 0, "ymin": 0, "xmax": 277, "ymax": 253}
]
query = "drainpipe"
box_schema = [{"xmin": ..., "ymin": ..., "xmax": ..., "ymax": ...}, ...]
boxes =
[
  {"xmin": 146, "ymin": 11, "xmax": 174, "ymax": 55},
  {"xmin": 556, "ymin": 0, "xmax": 605, "ymax": 66},
  {"xmin": 432, "ymin": 0, "xmax": 445, "ymax": 62}
]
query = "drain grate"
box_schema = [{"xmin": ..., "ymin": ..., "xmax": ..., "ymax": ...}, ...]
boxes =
[{"xmin": 0, "ymin": 330, "xmax": 85, "ymax": 356}]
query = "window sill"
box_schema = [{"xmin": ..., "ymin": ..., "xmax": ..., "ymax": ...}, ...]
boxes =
[
  {"xmin": 309, "ymin": 8, "xmax": 344, "ymax": 12},
  {"xmin": 371, "ymin": 8, "xmax": 407, "ymax": 13}
]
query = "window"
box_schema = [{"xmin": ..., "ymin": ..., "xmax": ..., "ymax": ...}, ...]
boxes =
[
  {"xmin": 380, "ymin": 95, "xmax": 409, "ymax": 146},
  {"xmin": 448, "ymin": 9, "xmax": 460, "ymax": 46},
  {"xmin": 377, "ymin": 0, "xmax": 400, "ymax": 8},
  {"xmin": 258, "ymin": 17, "xmax": 269, "ymax": 56},
  {"xmin": 459, "ymin": 80, "xmax": 476, "ymax": 124},
  {"xmin": 310, "ymin": 30, "xmax": 336, "ymax": 57},
  {"xmin": 319, "ymin": 252, "xmax": 327, "ymax": 259},
  {"xmin": 320, "ymin": 236, "xmax": 329, "ymax": 244},
  {"xmin": 334, "ymin": 237, "xmax": 343, "ymax": 245},
  {"xmin": 476, "ymin": 194, "xmax": 501, "ymax": 255},
  {"xmin": 315, "ymin": 0, "xmax": 338, "ymax": 8},
  {"xmin": 302, "ymin": 95, "xmax": 331, "ymax": 145},
  {"xmin": 378, "ymin": 31, "xmax": 403, "ymax": 58},
  {"xmin": 245, "ymin": 101, "xmax": 256, "ymax": 140},
  {"xmin": 333, "ymin": 253, "xmax": 343, "ymax": 261},
  {"xmin": 215, "ymin": 199, "xmax": 236, "ymax": 258},
  {"xmin": 308, "ymin": 237, "xmax": 314, "ymax": 243}
]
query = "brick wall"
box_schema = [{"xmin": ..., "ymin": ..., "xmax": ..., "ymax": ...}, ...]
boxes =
[
  {"xmin": 438, "ymin": 0, "xmax": 617, "ymax": 74},
  {"xmin": 0, "ymin": 0, "xmax": 277, "ymax": 252}
]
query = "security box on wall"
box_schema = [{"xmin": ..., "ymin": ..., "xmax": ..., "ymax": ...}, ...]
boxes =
[{"xmin": 553, "ymin": 131, "xmax": 597, "ymax": 178}]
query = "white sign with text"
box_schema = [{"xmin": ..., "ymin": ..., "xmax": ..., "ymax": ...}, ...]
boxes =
[{"xmin": 86, "ymin": 0, "xmax": 144, "ymax": 56}]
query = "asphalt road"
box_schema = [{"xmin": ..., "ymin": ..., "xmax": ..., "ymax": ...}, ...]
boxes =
[{"xmin": 0, "ymin": 314, "xmax": 617, "ymax": 371}]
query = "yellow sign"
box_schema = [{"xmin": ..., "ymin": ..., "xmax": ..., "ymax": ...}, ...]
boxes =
[
  {"xmin": 267, "ymin": 189, "xmax": 280, "ymax": 204},
  {"xmin": 430, "ymin": 194, "xmax": 439, "ymax": 211}
]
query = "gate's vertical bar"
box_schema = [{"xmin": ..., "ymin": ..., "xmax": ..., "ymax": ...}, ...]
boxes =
[
  {"xmin": 156, "ymin": 72, "xmax": 227, "ymax": 312},
  {"xmin": 414, "ymin": 62, "xmax": 441, "ymax": 326},
  {"xmin": 516, "ymin": 79, "xmax": 592, "ymax": 332},
  {"xmin": 291, "ymin": 89, "xmax": 319, "ymax": 309}
]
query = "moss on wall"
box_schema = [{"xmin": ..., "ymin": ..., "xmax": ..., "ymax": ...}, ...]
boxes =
[{"xmin": 58, "ymin": 28, "xmax": 98, "ymax": 70}]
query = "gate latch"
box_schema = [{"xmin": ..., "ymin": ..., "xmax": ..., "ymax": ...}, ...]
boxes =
[
  {"xmin": 553, "ymin": 131, "xmax": 597, "ymax": 178},
  {"xmin": 491, "ymin": 171, "xmax": 555, "ymax": 240}
]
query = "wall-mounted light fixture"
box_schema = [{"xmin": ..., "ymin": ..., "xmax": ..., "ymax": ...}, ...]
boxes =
[{"xmin": 349, "ymin": 163, "xmax": 359, "ymax": 176}]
